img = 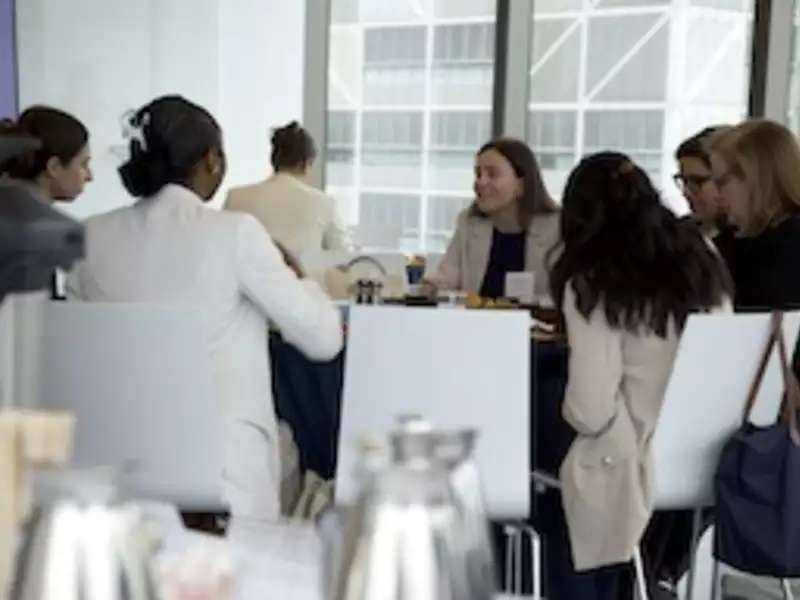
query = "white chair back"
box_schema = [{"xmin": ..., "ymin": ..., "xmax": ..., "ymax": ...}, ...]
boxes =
[
  {"xmin": 652, "ymin": 311, "xmax": 800, "ymax": 510},
  {"xmin": 335, "ymin": 306, "xmax": 531, "ymax": 519},
  {"xmin": 38, "ymin": 302, "xmax": 225, "ymax": 511}
]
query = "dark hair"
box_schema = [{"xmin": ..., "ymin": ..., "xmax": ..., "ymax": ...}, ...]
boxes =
[
  {"xmin": 675, "ymin": 126, "xmax": 726, "ymax": 167},
  {"xmin": 549, "ymin": 152, "xmax": 731, "ymax": 337},
  {"xmin": 118, "ymin": 95, "xmax": 222, "ymax": 198},
  {"xmin": 0, "ymin": 106, "xmax": 88, "ymax": 180},
  {"xmin": 472, "ymin": 137, "xmax": 558, "ymax": 228},
  {"xmin": 270, "ymin": 121, "xmax": 316, "ymax": 171}
]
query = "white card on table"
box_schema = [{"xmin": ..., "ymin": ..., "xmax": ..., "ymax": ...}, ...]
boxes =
[{"xmin": 504, "ymin": 271, "xmax": 534, "ymax": 303}]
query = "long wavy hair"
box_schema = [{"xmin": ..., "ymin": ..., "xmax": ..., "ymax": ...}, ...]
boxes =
[{"xmin": 549, "ymin": 152, "xmax": 731, "ymax": 336}]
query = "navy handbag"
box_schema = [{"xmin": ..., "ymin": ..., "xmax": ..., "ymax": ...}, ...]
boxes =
[{"xmin": 714, "ymin": 311, "xmax": 800, "ymax": 577}]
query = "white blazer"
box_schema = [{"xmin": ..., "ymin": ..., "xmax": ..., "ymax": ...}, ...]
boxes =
[
  {"xmin": 67, "ymin": 184, "xmax": 343, "ymax": 519},
  {"xmin": 225, "ymin": 173, "xmax": 352, "ymax": 259}
]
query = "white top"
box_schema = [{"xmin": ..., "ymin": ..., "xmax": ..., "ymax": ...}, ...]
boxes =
[
  {"xmin": 224, "ymin": 172, "xmax": 351, "ymax": 259},
  {"xmin": 66, "ymin": 184, "xmax": 343, "ymax": 516}
]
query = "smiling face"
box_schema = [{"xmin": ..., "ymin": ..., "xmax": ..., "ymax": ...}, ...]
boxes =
[{"xmin": 473, "ymin": 148, "xmax": 522, "ymax": 216}]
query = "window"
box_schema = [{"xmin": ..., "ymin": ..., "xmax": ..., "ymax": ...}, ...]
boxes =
[
  {"xmin": 326, "ymin": 0, "xmax": 497, "ymax": 251},
  {"xmin": 789, "ymin": 2, "xmax": 800, "ymax": 133},
  {"xmin": 527, "ymin": 0, "xmax": 753, "ymax": 212}
]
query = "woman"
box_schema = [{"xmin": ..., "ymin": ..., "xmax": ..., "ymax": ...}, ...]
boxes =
[
  {"xmin": 547, "ymin": 153, "xmax": 730, "ymax": 599},
  {"xmin": 426, "ymin": 137, "xmax": 560, "ymax": 300},
  {"xmin": 0, "ymin": 106, "xmax": 93, "ymax": 203},
  {"xmin": 709, "ymin": 120, "xmax": 800, "ymax": 310},
  {"xmin": 224, "ymin": 121, "xmax": 351, "ymax": 259},
  {"xmin": 1, "ymin": 106, "xmax": 93, "ymax": 298},
  {"xmin": 67, "ymin": 96, "xmax": 343, "ymax": 520},
  {"xmin": 674, "ymin": 126, "xmax": 735, "ymax": 263}
]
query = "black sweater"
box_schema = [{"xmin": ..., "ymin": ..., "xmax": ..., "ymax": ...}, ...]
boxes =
[{"xmin": 730, "ymin": 214, "xmax": 800, "ymax": 311}]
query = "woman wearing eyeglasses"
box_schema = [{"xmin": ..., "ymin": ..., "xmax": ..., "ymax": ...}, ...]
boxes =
[
  {"xmin": 674, "ymin": 126, "xmax": 736, "ymax": 265},
  {"xmin": 709, "ymin": 120, "xmax": 800, "ymax": 310}
]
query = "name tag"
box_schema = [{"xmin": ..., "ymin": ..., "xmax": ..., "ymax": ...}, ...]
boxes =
[{"xmin": 504, "ymin": 272, "xmax": 535, "ymax": 304}]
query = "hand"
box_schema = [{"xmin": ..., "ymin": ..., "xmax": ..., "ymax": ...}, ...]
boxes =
[
  {"xmin": 274, "ymin": 241, "xmax": 305, "ymax": 278},
  {"xmin": 419, "ymin": 280, "xmax": 438, "ymax": 299}
]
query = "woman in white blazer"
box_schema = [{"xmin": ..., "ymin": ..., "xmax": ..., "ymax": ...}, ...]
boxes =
[
  {"xmin": 224, "ymin": 121, "xmax": 351, "ymax": 259},
  {"xmin": 67, "ymin": 96, "xmax": 343, "ymax": 521},
  {"xmin": 545, "ymin": 152, "xmax": 732, "ymax": 599},
  {"xmin": 426, "ymin": 137, "xmax": 560, "ymax": 300}
]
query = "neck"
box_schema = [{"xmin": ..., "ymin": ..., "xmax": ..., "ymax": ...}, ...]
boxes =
[
  {"xmin": 277, "ymin": 167, "xmax": 306, "ymax": 178},
  {"xmin": 32, "ymin": 175, "xmax": 54, "ymax": 204},
  {"xmin": 490, "ymin": 204, "xmax": 522, "ymax": 233}
]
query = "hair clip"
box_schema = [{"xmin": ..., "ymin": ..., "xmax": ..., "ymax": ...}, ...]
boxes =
[{"xmin": 121, "ymin": 109, "xmax": 149, "ymax": 152}]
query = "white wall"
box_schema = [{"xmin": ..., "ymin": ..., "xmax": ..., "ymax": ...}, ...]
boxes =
[{"xmin": 16, "ymin": 0, "xmax": 305, "ymax": 217}]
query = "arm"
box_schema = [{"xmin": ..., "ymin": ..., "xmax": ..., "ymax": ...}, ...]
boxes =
[
  {"xmin": 561, "ymin": 284, "xmax": 624, "ymax": 435},
  {"xmin": 424, "ymin": 215, "xmax": 464, "ymax": 292},
  {"xmin": 236, "ymin": 215, "xmax": 343, "ymax": 361}
]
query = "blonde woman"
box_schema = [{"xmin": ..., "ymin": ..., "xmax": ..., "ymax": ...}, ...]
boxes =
[{"xmin": 710, "ymin": 120, "xmax": 800, "ymax": 309}]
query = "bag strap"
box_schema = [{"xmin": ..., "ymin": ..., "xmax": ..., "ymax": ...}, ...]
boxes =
[
  {"xmin": 774, "ymin": 311, "xmax": 800, "ymax": 445},
  {"xmin": 742, "ymin": 311, "xmax": 780, "ymax": 424}
]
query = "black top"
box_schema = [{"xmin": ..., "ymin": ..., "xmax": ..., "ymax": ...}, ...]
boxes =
[
  {"xmin": 479, "ymin": 228, "xmax": 526, "ymax": 299},
  {"xmin": 730, "ymin": 214, "xmax": 800, "ymax": 311}
]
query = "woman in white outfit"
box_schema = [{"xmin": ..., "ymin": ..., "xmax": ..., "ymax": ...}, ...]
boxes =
[
  {"xmin": 67, "ymin": 96, "xmax": 343, "ymax": 520},
  {"xmin": 225, "ymin": 121, "xmax": 352, "ymax": 259}
]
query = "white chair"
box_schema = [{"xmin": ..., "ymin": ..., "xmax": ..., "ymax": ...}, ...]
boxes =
[
  {"xmin": 37, "ymin": 302, "xmax": 225, "ymax": 512},
  {"xmin": 650, "ymin": 312, "xmax": 800, "ymax": 600},
  {"xmin": 335, "ymin": 306, "xmax": 538, "ymax": 596},
  {"xmin": 532, "ymin": 312, "xmax": 800, "ymax": 600}
]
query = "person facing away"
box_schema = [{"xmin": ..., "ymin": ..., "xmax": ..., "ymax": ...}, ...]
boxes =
[
  {"xmin": 67, "ymin": 95, "xmax": 343, "ymax": 521},
  {"xmin": 674, "ymin": 125, "xmax": 736, "ymax": 265},
  {"xmin": 425, "ymin": 137, "xmax": 560, "ymax": 301},
  {"xmin": 546, "ymin": 152, "xmax": 731, "ymax": 600},
  {"xmin": 0, "ymin": 106, "xmax": 93, "ymax": 204},
  {"xmin": 224, "ymin": 121, "xmax": 352, "ymax": 260},
  {"xmin": 709, "ymin": 119, "xmax": 800, "ymax": 311}
]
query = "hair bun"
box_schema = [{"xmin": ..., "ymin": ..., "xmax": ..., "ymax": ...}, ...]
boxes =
[{"xmin": 118, "ymin": 151, "xmax": 169, "ymax": 198}]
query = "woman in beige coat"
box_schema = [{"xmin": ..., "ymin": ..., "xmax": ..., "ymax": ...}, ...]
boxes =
[
  {"xmin": 547, "ymin": 152, "xmax": 731, "ymax": 599},
  {"xmin": 426, "ymin": 137, "xmax": 560, "ymax": 301}
]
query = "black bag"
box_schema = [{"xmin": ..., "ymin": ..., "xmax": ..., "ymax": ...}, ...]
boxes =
[{"xmin": 714, "ymin": 311, "xmax": 800, "ymax": 577}]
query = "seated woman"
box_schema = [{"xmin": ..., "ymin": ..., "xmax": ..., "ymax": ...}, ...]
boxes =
[
  {"xmin": 0, "ymin": 106, "xmax": 93, "ymax": 204},
  {"xmin": 67, "ymin": 96, "xmax": 343, "ymax": 521},
  {"xmin": 674, "ymin": 125, "xmax": 736, "ymax": 263},
  {"xmin": 224, "ymin": 121, "xmax": 352, "ymax": 259},
  {"xmin": 426, "ymin": 137, "xmax": 560, "ymax": 301},
  {"xmin": 1, "ymin": 106, "xmax": 94, "ymax": 298},
  {"xmin": 709, "ymin": 119, "xmax": 800, "ymax": 310},
  {"xmin": 547, "ymin": 152, "xmax": 731, "ymax": 599}
]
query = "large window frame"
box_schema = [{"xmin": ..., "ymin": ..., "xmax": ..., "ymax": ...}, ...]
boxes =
[{"xmin": 304, "ymin": 0, "xmax": 791, "ymax": 248}]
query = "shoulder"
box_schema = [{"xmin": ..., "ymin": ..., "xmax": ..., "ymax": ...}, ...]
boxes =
[
  {"xmin": 529, "ymin": 210, "xmax": 561, "ymax": 236},
  {"xmin": 225, "ymin": 181, "xmax": 267, "ymax": 205}
]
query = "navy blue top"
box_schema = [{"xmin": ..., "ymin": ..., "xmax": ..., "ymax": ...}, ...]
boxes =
[{"xmin": 479, "ymin": 228, "xmax": 526, "ymax": 299}]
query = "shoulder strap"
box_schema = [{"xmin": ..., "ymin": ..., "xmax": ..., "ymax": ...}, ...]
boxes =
[
  {"xmin": 774, "ymin": 312, "xmax": 800, "ymax": 444},
  {"xmin": 742, "ymin": 311, "xmax": 781, "ymax": 424}
]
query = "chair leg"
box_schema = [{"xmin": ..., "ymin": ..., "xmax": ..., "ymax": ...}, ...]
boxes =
[
  {"xmin": 710, "ymin": 559, "xmax": 720, "ymax": 600},
  {"xmin": 685, "ymin": 508, "xmax": 703, "ymax": 600},
  {"xmin": 504, "ymin": 525, "xmax": 515, "ymax": 595},
  {"xmin": 522, "ymin": 525, "xmax": 541, "ymax": 600},
  {"xmin": 634, "ymin": 546, "xmax": 650, "ymax": 600},
  {"xmin": 515, "ymin": 522, "xmax": 523, "ymax": 595},
  {"xmin": 781, "ymin": 578, "xmax": 796, "ymax": 600}
]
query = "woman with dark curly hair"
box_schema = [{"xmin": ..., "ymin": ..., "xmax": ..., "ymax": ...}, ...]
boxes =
[{"xmin": 546, "ymin": 152, "xmax": 731, "ymax": 599}]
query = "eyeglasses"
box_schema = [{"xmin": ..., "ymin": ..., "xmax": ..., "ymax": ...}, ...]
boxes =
[{"xmin": 673, "ymin": 173, "xmax": 712, "ymax": 193}]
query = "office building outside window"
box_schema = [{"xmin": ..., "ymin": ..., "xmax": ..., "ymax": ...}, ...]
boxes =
[
  {"xmin": 527, "ymin": 0, "xmax": 753, "ymax": 213},
  {"xmin": 326, "ymin": 0, "xmax": 497, "ymax": 252}
]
